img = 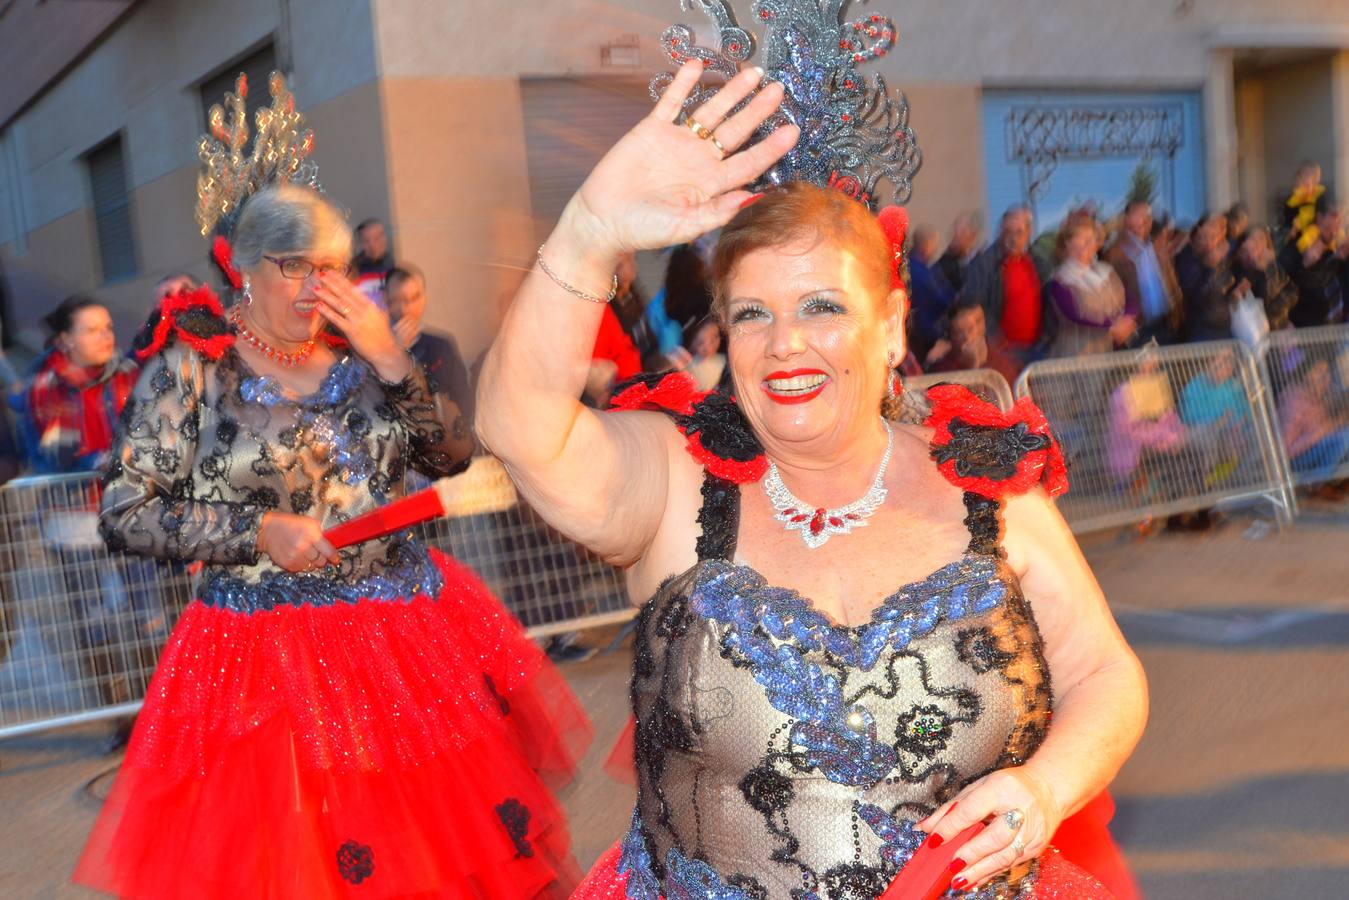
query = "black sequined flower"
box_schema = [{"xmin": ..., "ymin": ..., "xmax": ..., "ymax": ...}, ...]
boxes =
[
  {"xmin": 277, "ymin": 426, "xmax": 301, "ymax": 450},
  {"xmin": 739, "ymin": 763, "xmax": 794, "ymax": 815},
  {"xmin": 290, "ymin": 487, "xmax": 313, "ymax": 514},
  {"xmin": 956, "ymin": 627, "xmax": 1016, "ymax": 675},
  {"xmin": 336, "ymin": 839, "xmax": 374, "ymax": 884},
  {"xmin": 248, "ymin": 487, "xmax": 280, "ymax": 509},
  {"xmin": 198, "ymin": 452, "xmax": 226, "ymax": 480},
  {"xmin": 150, "ymin": 367, "xmax": 175, "ymax": 395},
  {"xmin": 680, "ymin": 392, "xmax": 763, "ymax": 464},
  {"xmin": 346, "ymin": 409, "xmax": 371, "ymax": 437},
  {"xmin": 933, "ymin": 419, "xmax": 1050, "ymax": 482},
  {"xmin": 495, "ymin": 798, "xmax": 534, "ymax": 858},
  {"xmin": 152, "ymin": 447, "xmax": 180, "ymax": 475},
  {"xmin": 895, "ymin": 704, "xmax": 953, "ymax": 758},
  {"xmin": 215, "ymin": 417, "xmax": 239, "ymax": 446},
  {"xmin": 727, "ymin": 874, "xmax": 769, "ymax": 900},
  {"xmin": 821, "ymin": 862, "xmax": 889, "ymax": 900}
]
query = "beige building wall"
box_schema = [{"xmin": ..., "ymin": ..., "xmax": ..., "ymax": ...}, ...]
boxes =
[
  {"xmin": 0, "ymin": 0, "xmax": 388, "ymax": 348},
  {"xmin": 1257, "ymin": 55, "xmax": 1338, "ymax": 217}
]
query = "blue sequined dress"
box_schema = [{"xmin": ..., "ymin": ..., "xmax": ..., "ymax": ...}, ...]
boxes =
[{"xmin": 74, "ymin": 317, "xmax": 590, "ymax": 899}]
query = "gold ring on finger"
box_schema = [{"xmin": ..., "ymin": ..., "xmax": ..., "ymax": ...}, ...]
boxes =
[
  {"xmin": 1011, "ymin": 836, "xmax": 1026, "ymax": 857},
  {"xmin": 1003, "ymin": 808, "xmax": 1025, "ymax": 831},
  {"xmin": 685, "ymin": 116, "xmax": 714, "ymax": 140},
  {"xmin": 708, "ymin": 132, "xmax": 727, "ymax": 158},
  {"xmin": 341, "ymin": 305, "xmax": 351, "ymax": 315}
]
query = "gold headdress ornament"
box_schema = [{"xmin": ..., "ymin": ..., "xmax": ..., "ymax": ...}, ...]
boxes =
[{"xmin": 195, "ymin": 71, "xmax": 319, "ymax": 238}]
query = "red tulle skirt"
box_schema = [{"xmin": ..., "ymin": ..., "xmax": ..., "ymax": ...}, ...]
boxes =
[{"xmin": 74, "ymin": 550, "xmax": 592, "ymax": 899}]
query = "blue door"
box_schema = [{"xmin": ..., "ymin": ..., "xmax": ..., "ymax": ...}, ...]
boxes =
[{"xmin": 982, "ymin": 89, "xmax": 1206, "ymax": 230}]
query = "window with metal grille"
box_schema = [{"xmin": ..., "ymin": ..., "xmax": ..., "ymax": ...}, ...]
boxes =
[
  {"xmin": 199, "ymin": 43, "xmax": 278, "ymax": 130},
  {"xmin": 86, "ymin": 136, "xmax": 137, "ymax": 283}
]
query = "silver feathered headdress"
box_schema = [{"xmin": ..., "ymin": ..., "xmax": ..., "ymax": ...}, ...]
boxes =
[{"xmin": 651, "ymin": 0, "xmax": 921, "ymax": 209}]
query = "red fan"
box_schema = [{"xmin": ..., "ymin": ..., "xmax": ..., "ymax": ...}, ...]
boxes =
[
  {"xmin": 324, "ymin": 481, "xmax": 457, "ymax": 549},
  {"xmin": 881, "ymin": 822, "xmax": 984, "ymax": 900}
]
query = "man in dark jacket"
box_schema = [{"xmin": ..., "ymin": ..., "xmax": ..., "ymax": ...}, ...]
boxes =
[
  {"xmin": 936, "ymin": 211, "xmax": 980, "ymax": 293},
  {"xmin": 1175, "ymin": 212, "xmax": 1241, "ymax": 342},
  {"xmin": 1278, "ymin": 197, "xmax": 1346, "ymax": 327},
  {"xmin": 961, "ymin": 205, "xmax": 1053, "ymax": 370},
  {"xmin": 385, "ymin": 264, "xmax": 475, "ymax": 432}
]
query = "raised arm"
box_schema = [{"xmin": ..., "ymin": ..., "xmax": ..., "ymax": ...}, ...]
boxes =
[
  {"xmin": 476, "ymin": 61, "xmax": 796, "ymax": 563},
  {"xmin": 919, "ymin": 490, "xmax": 1147, "ymax": 890}
]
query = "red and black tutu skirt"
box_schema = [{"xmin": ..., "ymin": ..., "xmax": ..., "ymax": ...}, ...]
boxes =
[{"xmin": 74, "ymin": 549, "xmax": 592, "ymax": 899}]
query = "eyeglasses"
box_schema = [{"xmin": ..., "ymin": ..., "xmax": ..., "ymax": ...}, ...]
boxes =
[{"xmin": 263, "ymin": 255, "xmax": 355, "ymax": 280}]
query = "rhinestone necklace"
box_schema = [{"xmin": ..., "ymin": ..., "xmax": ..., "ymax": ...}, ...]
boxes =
[
  {"xmin": 230, "ymin": 306, "xmax": 316, "ymax": 367},
  {"xmin": 763, "ymin": 420, "xmax": 893, "ymax": 549}
]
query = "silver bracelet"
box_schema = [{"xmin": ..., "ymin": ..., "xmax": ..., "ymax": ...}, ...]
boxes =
[{"xmin": 536, "ymin": 244, "xmax": 618, "ymax": 305}]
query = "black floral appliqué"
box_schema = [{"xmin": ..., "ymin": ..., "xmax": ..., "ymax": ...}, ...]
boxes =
[
  {"xmin": 821, "ymin": 862, "xmax": 889, "ymax": 900},
  {"xmin": 495, "ymin": 798, "xmax": 534, "ymax": 858},
  {"xmin": 895, "ymin": 704, "xmax": 953, "ymax": 758},
  {"xmin": 739, "ymin": 763, "xmax": 794, "ymax": 815},
  {"xmin": 336, "ymin": 839, "xmax": 374, "ymax": 884},
  {"xmin": 933, "ymin": 419, "xmax": 1049, "ymax": 482},
  {"xmin": 955, "ymin": 626, "xmax": 1017, "ymax": 675},
  {"xmin": 290, "ymin": 487, "xmax": 314, "ymax": 514}
]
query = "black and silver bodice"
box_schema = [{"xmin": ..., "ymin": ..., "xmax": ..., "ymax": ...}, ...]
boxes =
[
  {"xmin": 100, "ymin": 340, "xmax": 467, "ymax": 612},
  {"xmin": 618, "ymin": 475, "xmax": 1053, "ymax": 900}
]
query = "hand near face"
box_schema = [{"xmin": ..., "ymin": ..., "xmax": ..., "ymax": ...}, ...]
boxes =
[
  {"xmin": 393, "ymin": 315, "xmax": 420, "ymax": 350},
  {"xmin": 312, "ymin": 273, "xmax": 411, "ymax": 382},
  {"xmin": 568, "ymin": 60, "xmax": 799, "ymax": 256}
]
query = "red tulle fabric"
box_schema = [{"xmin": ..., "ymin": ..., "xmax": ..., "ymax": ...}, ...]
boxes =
[
  {"xmin": 925, "ymin": 384, "xmax": 1069, "ymax": 500},
  {"xmin": 572, "ymin": 842, "xmax": 1114, "ymax": 900},
  {"xmin": 74, "ymin": 550, "xmax": 591, "ymax": 899}
]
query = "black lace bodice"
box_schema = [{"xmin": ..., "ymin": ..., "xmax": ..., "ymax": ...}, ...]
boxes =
[
  {"xmin": 611, "ymin": 380, "xmax": 1066, "ymax": 900},
  {"xmin": 100, "ymin": 342, "xmax": 467, "ymax": 611}
]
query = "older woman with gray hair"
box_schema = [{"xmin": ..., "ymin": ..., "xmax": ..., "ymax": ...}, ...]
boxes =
[
  {"xmin": 75, "ymin": 182, "xmax": 589, "ymax": 898},
  {"xmin": 480, "ymin": 59, "xmax": 1146, "ymax": 898}
]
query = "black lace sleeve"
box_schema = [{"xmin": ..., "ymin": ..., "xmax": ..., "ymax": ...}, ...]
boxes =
[
  {"xmin": 378, "ymin": 360, "xmax": 473, "ymax": 478},
  {"xmin": 99, "ymin": 346, "xmax": 263, "ymax": 564}
]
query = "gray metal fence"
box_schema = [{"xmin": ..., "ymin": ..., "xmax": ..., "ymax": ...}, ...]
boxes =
[
  {"xmin": 1256, "ymin": 324, "xmax": 1349, "ymax": 489},
  {"xmin": 906, "ymin": 368, "xmax": 1015, "ymax": 411},
  {"xmin": 0, "ymin": 473, "xmax": 195, "ymax": 739},
  {"xmin": 0, "ymin": 459, "xmax": 633, "ymax": 740},
  {"xmin": 1015, "ymin": 341, "xmax": 1296, "ymax": 534}
]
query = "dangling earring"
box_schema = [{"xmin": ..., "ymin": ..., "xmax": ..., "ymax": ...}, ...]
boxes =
[
  {"xmin": 886, "ymin": 352, "xmax": 902, "ymax": 400},
  {"xmin": 242, "ymin": 277, "xmax": 253, "ymax": 307}
]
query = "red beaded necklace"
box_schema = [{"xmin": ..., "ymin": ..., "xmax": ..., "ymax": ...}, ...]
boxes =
[{"xmin": 230, "ymin": 305, "xmax": 316, "ymax": 367}]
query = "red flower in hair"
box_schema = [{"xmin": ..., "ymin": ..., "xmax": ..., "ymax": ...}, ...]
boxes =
[
  {"xmin": 135, "ymin": 286, "xmax": 235, "ymax": 362},
  {"xmin": 926, "ymin": 384, "xmax": 1068, "ymax": 499},
  {"xmin": 211, "ymin": 235, "xmax": 243, "ymax": 290}
]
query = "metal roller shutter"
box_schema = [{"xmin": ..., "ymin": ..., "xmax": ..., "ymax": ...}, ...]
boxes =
[
  {"xmin": 86, "ymin": 137, "xmax": 137, "ymax": 283},
  {"xmin": 520, "ymin": 77, "xmax": 653, "ymax": 244}
]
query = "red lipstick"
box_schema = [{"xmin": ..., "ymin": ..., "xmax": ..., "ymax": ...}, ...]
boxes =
[{"xmin": 762, "ymin": 368, "xmax": 829, "ymax": 405}]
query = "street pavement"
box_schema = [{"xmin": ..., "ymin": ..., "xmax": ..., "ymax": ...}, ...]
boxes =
[{"xmin": 2, "ymin": 508, "xmax": 1346, "ymax": 898}]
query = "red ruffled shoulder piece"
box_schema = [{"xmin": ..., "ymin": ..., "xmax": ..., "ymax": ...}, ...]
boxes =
[
  {"xmin": 134, "ymin": 286, "xmax": 235, "ymax": 362},
  {"xmin": 925, "ymin": 383, "xmax": 1068, "ymax": 500},
  {"xmin": 609, "ymin": 371, "xmax": 767, "ymax": 484}
]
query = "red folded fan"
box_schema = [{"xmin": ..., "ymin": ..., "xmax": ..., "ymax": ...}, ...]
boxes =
[
  {"xmin": 324, "ymin": 481, "xmax": 455, "ymax": 549},
  {"xmin": 881, "ymin": 823, "xmax": 984, "ymax": 900}
]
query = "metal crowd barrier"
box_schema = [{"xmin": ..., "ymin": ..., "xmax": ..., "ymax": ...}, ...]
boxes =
[
  {"xmin": 906, "ymin": 368, "xmax": 1015, "ymax": 411},
  {"xmin": 0, "ymin": 473, "xmax": 195, "ymax": 739},
  {"xmin": 0, "ymin": 460, "xmax": 633, "ymax": 741},
  {"xmin": 413, "ymin": 456, "xmax": 633, "ymax": 638},
  {"xmin": 1255, "ymin": 324, "xmax": 1349, "ymax": 489},
  {"xmin": 1015, "ymin": 341, "xmax": 1296, "ymax": 534}
]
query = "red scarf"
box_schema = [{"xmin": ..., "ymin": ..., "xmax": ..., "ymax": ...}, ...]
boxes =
[{"xmin": 28, "ymin": 350, "xmax": 138, "ymax": 466}]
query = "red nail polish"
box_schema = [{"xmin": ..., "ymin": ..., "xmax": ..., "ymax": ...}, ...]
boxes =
[
  {"xmin": 951, "ymin": 876, "xmax": 968, "ymax": 890},
  {"xmin": 739, "ymin": 192, "xmax": 765, "ymax": 209},
  {"xmin": 949, "ymin": 801, "xmax": 958, "ymax": 811},
  {"xmin": 949, "ymin": 859, "xmax": 965, "ymax": 874},
  {"xmin": 928, "ymin": 833, "xmax": 944, "ymax": 849}
]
